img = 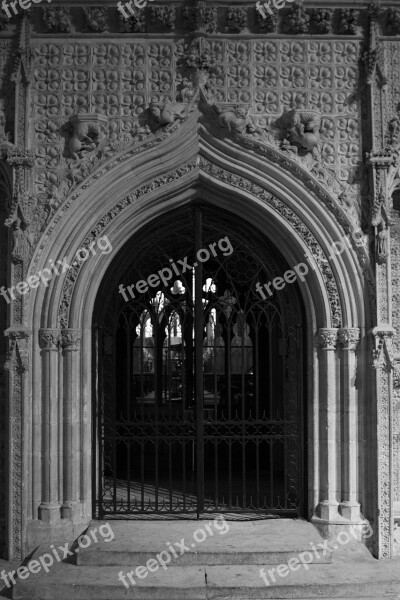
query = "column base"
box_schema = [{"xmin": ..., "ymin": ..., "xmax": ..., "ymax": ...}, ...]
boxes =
[
  {"xmin": 61, "ymin": 501, "xmax": 82, "ymax": 521},
  {"xmin": 26, "ymin": 516, "xmax": 90, "ymax": 556},
  {"xmin": 39, "ymin": 502, "xmax": 61, "ymax": 524},
  {"xmin": 339, "ymin": 501, "xmax": 361, "ymax": 522},
  {"xmin": 316, "ymin": 500, "xmax": 340, "ymax": 521}
]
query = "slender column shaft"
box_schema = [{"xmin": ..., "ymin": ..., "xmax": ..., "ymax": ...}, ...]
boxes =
[
  {"xmin": 338, "ymin": 328, "xmax": 361, "ymax": 521},
  {"xmin": 38, "ymin": 329, "xmax": 61, "ymax": 523},
  {"xmin": 60, "ymin": 330, "xmax": 82, "ymax": 519},
  {"xmin": 370, "ymin": 326, "xmax": 395, "ymax": 558},
  {"xmin": 316, "ymin": 328, "xmax": 339, "ymax": 521}
]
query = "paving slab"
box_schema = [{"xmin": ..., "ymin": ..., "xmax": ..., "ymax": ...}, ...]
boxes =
[
  {"xmin": 7, "ymin": 546, "xmax": 400, "ymax": 600},
  {"xmin": 204, "ymin": 562, "xmax": 400, "ymax": 599},
  {"xmin": 10, "ymin": 563, "xmax": 207, "ymax": 600}
]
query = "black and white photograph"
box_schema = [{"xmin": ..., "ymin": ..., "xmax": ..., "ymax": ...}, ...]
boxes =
[{"xmin": 0, "ymin": 0, "xmax": 400, "ymax": 597}]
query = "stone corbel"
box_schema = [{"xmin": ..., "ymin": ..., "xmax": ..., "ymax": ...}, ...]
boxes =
[
  {"xmin": 4, "ymin": 326, "xmax": 32, "ymax": 373},
  {"xmin": 370, "ymin": 326, "xmax": 395, "ymax": 371}
]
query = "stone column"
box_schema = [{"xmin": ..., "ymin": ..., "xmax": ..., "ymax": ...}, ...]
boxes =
[
  {"xmin": 370, "ymin": 325, "xmax": 395, "ymax": 558},
  {"xmin": 338, "ymin": 328, "xmax": 361, "ymax": 521},
  {"xmin": 38, "ymin": 329, "xmax": 61, "ymax": 523},
  {"xmin": 316, "ymin": 328, "xmax": 340, "ymax": 521},
  {"xmin": 60, "ymin": 329, "xmax": 82, "ymax": 520},
  {"xmin": 367, "ymin": 149, "xmax": 395, "ymax": 557},
  {"xmin": 4, "ymin": 326, "xmax": 31, "ymax": 559}
]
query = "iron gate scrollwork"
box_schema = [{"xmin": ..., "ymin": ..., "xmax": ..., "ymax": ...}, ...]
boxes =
[{"xmin": 95, "ymin": 206, "xmax": 304, "ymax": 517}]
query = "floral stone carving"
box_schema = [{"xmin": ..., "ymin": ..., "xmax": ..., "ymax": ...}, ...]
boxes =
[
  {"xmin": 311, "ymin": 8, "xmax": 332, "ymax": 34},
  {"xmin": 385, "ymin": 8, "xmax": 400, "ymax": 36},
  {"xmin": 182, "ymin": 1, "xmax": 217, "ymax": 33},
  {"xmin": 42, "ymin": 7, "xmax": 72, "ymax": 33},
  {"xmin": 283, "ymin": 3, "xmax": 310, "ymax": 34},
  {"xmin": 337, "ymin": 9, "xmax": 358, "ymax": 35},
  {"xmin": 254, "ymin": 8, "xmax": 277, "ymax": 33},
  {"xmin": 118, "ymin": 10, "xmax": 145, "ymax": 33},
  {"xmin": 83, "ymin": 7, "xmax": 109, "ymax": 32},
  {"xmin": 226, "ymin": 7, "xmax": 247, "ymax": 33},
  {"xmin": 149, "ymin": 6, "xmax": 176, "ymax": 31},
  {"xmin": 61, "ymin": 114, "xmax": 108, "ymax": 161}
]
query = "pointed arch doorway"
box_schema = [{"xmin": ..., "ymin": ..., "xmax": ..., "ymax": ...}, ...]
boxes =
[{"xmin": 94, "ymin": 204, "xmax": 306, "ymax": 518}]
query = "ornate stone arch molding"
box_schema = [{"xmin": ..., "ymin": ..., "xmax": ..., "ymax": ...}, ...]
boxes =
[
  {"xmin": 23, "ymin": 114, "xmax": 371, "ymax": 332},
  {"xmin": 34, "ymin": 109, "xmax": 370, "ymax": 294},
  {"xmin": 55, "ymin": 157, "xmax": 345, "ymax": 330}
]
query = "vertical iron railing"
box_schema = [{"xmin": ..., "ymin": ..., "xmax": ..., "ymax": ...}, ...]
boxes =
[{"xmin": 194, "ymin": 207, "xmax": 204, "ymax": 516}]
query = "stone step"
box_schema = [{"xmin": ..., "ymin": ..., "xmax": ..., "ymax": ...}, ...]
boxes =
[
  {"xmin": 74, "ymin": 519, "xmax": 333, "ymax": 566},
  {"xmin": 8, "ymin": 558, "xmax": 400, "ymax": 600}
]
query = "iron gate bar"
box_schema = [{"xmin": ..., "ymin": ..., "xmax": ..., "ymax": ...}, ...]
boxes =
[{"xmin": 195, "ymin": 207, "xmax": 204, "ymax": 516}]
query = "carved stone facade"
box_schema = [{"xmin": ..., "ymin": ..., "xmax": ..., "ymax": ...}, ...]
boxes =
[{"xmin": 0, "ymin": 1, "xmax": 399, "ymax": 561}]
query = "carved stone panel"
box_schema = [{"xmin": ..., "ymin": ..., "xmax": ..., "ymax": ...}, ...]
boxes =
[{"xmin": 30, "ymin": 39, "xmax": 362, "ymax": 232}]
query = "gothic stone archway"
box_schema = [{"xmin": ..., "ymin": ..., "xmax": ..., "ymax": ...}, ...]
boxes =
[{"xmin": 14, "ymin": 127, "xmax": 378, "ymax": 558}]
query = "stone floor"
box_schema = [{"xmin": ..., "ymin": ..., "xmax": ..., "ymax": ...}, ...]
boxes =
[{"xmin": 1, "ymin": 519, "xmax": 400, "ymax": 599}]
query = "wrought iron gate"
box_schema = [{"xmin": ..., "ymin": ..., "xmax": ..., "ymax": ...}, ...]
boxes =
[{"xmin": 96, "ymin": 207, "xmax": 304, "ymax": 516}]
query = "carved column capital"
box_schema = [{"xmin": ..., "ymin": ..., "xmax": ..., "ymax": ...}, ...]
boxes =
[
  {"xmin": 316, "ymin": 328, "xmax": 338, "ymax": 350},
  {"xmin": 338, "ymin": 328, "xmax": 361, "ymax": 351},
  {"xmin": 39, "ymin": 329, "xmax": 60, "ymax": 351},
  {"xmin": 60, "ymin": 329, "xmax": 81, "ymax": 350}
]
